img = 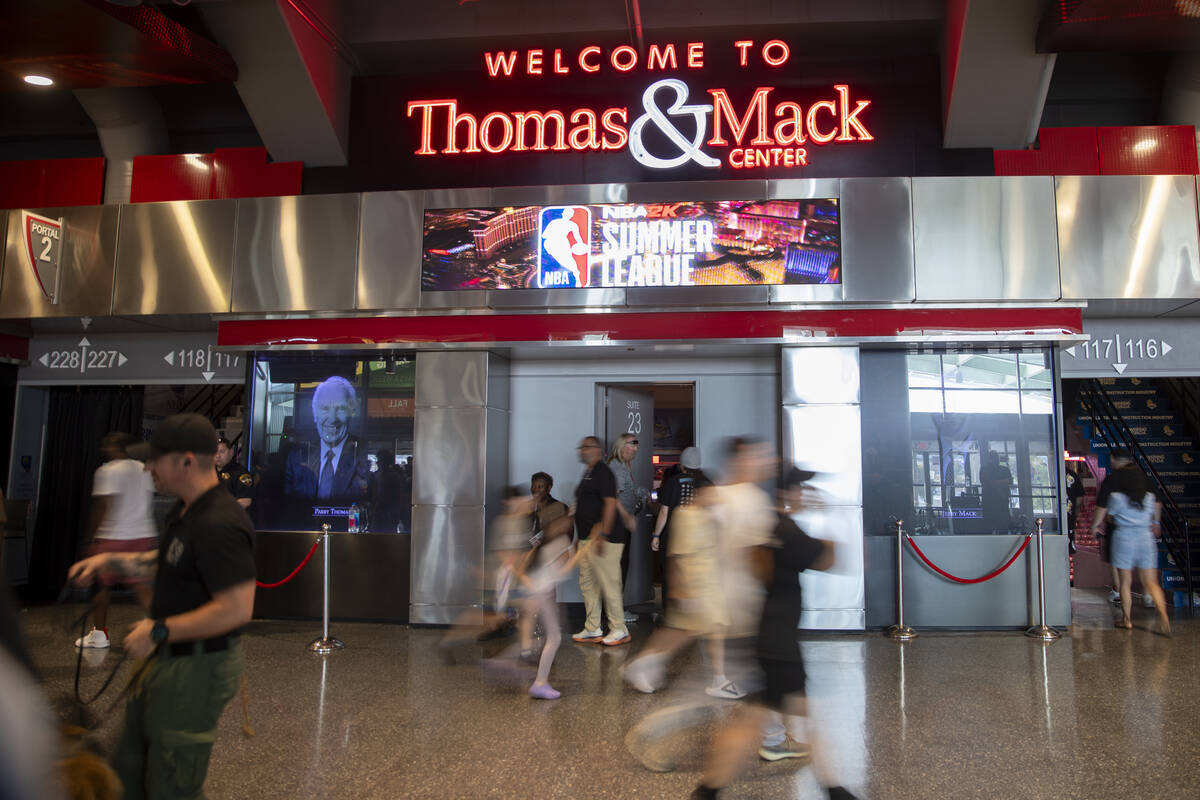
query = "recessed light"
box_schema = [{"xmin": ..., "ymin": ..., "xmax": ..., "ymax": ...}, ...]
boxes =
[{"xmin": 23, "ymin": 75, "xmax": 53, "ymax": 86}]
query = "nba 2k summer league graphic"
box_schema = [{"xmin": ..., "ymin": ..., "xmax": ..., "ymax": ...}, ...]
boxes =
[{"xmin": 421, "ymin": 199, "xmax": 840, "ymax": 291}]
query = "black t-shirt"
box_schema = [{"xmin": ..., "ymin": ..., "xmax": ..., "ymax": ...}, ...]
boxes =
[
  {"xmin": 757, "ymin": 514, "xmax": 825, "ymax": 661},
  {"xmin": 576, "ymin": 461, "xmax": 624, "ymax": 544},
  {"xmin": 151, "ymin": 485, "xmax": 257, "ymax": 621},
  {"xmin": 1095, "ymin": 465, "xmax": 1154, "ymax": 510},
  {"xmin": 658, "ymin": 470, "xmax": 710, "ymax": 536},
  {"xmin": 217, "ymin": 462, "xmax": 254, "ymax": 502}
]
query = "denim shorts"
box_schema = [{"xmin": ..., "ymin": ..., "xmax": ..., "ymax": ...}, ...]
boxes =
[{"xmin": 1111, "ymin": 527, "xmax": 1157, "ymax": 571}]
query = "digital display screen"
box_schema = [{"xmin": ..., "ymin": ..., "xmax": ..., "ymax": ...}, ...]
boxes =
[{"xmin": 422, "ymin": 199, "xmax": 840, "ymax": 291}]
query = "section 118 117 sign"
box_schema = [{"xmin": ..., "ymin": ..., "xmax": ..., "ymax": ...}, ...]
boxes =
[{"xmin": 422, "ymin": 199, "xmax": 841, "ymax": 291}]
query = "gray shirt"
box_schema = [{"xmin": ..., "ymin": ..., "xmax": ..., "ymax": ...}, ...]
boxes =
[{"xmin": 610, "ymin": 459, "xmax": 638, "ymax": 514}]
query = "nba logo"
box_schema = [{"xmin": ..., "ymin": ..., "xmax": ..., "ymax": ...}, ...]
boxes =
[{"xmin": 538, "ymin": 206, "xmax": 591, "ymax": 288}]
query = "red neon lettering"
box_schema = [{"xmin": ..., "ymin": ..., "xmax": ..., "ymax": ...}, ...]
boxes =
[
  {"xmin": 568, "ymin": 109, "xmax": 601, "ymax": 149},
  {"xmin": 647, "ymin": 43, "xmax": 678, "ymax": 71},
  {"xmin": 612, "ymin": 45, "xmax": 638, "ymax": 72},
  {"xmin": 708, "ymin": 87, "xmax": 774, "ymax": 146},
  {"xmin": 773, "ymin": 101, "xmax": 806, "ymax": 145},
  {"xmin": 835, "ymin": 84, "xmax": 873, "ymax": 141},
  {"xmin": 484, "ymin": 51, "xmax": 518, "ymax": 77},
  {"xmin": 687, "ymin": 42, "xmax": 704, "ymax": 68},
  {"xmin": 762, "ymin": 39, "xmax": 789, "ymax": 67},
  {"xmin": 579, "ymin": 46, "xmax": 601, "ymax": 73},
  {"xmin": 480, "ymin": 112, "xmax": 514, "ymax": 153},
  {"xmin": 406, "ymin": 100, "xmax": 452, "ymax": 155},
  {"xmin": 601, "ymin": 108, "xmax": 628, "ymax": 149},
  {"xmin": 554, "ymin": 49, "xmax": 569, "ymax": 74},
  {"xmin": 806, "ymin": 100, "xmax": 838, "ymax": 143},
  {"xmin": 443, "ymin": 104, "xmax": 482, "ymax": 154},
  {"xmin": 513, "ymin": 110, "xmax": 568, "ymax": 151},
  {"xmin": 734, "ymin": 40, "xmax": 753, "ymax": 66},
  {"xmin": 527, "ymin": 49, "xmax": 544, "ymax": 75},
  {"xmin": 729, "ymin": 148, "xmax": 745, "ymax": 168}
]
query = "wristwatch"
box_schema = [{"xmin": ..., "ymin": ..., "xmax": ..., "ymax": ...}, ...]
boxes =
[{"xmin": 150, "ymin": 619, "xmax": 169, "ymax": 645}]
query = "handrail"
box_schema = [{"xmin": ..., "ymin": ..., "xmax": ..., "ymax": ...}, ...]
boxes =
[{"xmin": 1079, "ymin": 380, "xmax": 1193, "ymax": 611}]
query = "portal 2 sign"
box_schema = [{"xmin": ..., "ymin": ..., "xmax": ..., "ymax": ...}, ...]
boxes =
[
  {"xmin": 21, "ymin": 210, "xmax": 64, "ymax": 304},
  {"xmin": 538, "ymin": 206, "xmax": 591, "ymax": 288}
]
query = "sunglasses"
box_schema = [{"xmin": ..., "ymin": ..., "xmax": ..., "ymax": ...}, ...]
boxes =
[{"xmin": 627, "ymin": 440, "xmax": 639, "ymax": 446}]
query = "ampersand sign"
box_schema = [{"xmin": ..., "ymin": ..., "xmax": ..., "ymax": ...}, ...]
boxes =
[{"xmin": 629, "ymin": 79, "xmax": 721, "ymax": 169}]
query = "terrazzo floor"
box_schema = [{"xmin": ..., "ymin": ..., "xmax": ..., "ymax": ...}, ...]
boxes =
[{"xmin": 18, "ymin": 589, "xmax": 1200, "ymax": 800}]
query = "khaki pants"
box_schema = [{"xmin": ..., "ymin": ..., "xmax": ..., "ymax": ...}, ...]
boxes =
[{"xmin": 579, "ymin": 540, "xmax": 626, "ymax": 635}]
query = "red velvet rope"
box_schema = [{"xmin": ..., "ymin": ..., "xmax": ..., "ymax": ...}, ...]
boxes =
[
  {"xmin": 904, "ymin": 533, "xmax": 1033, "ymax": 584},
  {"xmin": 256, "ymin": 538, "xmax": 321, "ymax": 588}
]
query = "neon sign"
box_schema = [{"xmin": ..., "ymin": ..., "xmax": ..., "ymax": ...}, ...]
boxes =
[{"xmin": 405, "ymin": 40, "xmax": 873, "ymax": 172}]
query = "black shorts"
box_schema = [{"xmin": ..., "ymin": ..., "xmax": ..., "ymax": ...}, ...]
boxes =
[{"xmin": 754, "ymin": 656, "xmax": 806, "ymax": 711}]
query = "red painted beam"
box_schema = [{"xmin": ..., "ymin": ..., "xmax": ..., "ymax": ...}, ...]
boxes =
[{"xmin": 218, "ymin": 308, "xmax": 1083, "ymax": 348}]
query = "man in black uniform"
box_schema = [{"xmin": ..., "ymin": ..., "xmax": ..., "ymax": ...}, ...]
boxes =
[
  {"xmin": 70, "ymin": 413, "xmax": 256, "ymax": 800},
  {"xmin": 215, "ymin": 436, "xmax": 254, "ymax": 512}
]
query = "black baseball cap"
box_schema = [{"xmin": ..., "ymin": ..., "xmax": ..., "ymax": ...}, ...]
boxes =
[
  {"xmin": 128, "ymin": 413, "xmax": 218, "ymax": 461},
  {"xmin": 780, "ymin": 465, "xmax": 817, "ymax": 490}
]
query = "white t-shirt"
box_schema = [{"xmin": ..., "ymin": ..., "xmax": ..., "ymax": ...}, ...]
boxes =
[
  {"xmin": 709, "ymin": 482, "xmax": 777, "ymax": 637},
  {"xmin": 92, "ymin": 458, "xmax": 157, "ymax": 541}
]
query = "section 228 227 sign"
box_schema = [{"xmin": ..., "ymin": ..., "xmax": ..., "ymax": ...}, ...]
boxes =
[{"xmin": 422, "ymin": 199, "xmax": 840, "ymax": 291}]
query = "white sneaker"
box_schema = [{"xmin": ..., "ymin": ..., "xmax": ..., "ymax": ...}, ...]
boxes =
[
  {"xmin": 706, "ymin": 679, "xmax": 746, "ymax": 700},
  {"xmin": 1108, "ymin": 590, "xmax": 1120, "ymax": 603},
  {"xmin": 601, "ymin": 629, "xmax": 631, "ymax": 646},
  {"xmin": 75, "ymin": 628, "xmax": 109, "ymax": 649},
  {"xmin": 1143, "ymin": 594, "xmax": 1155, "ymax": 608},
  {"xmin": 622, "ymin": 655, "xmax": 664, "ymax": 693},
  {"xmin": 572, "ymin": 628, "xmax": 604, "ymax": 643}
]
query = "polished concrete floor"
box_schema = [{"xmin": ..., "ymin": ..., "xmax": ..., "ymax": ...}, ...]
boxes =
[{"xmin": 18, "ymin": 589, "xmax": 1200, "ymax": 799}]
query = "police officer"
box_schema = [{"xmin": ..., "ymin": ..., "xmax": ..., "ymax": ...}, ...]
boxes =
[
  {"xmin": 215, "ymin": 436, "xmax": 254, "ymax": 511},
  {"xmin": 69, "ymin": 413, "xmax": 255, "ymax": 800}
]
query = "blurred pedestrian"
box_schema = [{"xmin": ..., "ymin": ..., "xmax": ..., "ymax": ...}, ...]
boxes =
[
  {"xmin": 572, "ymin": 436, "xmax": 628, "ymax": 646},
  {"xmin": 652, "ymin": 446, "xmax": 710, "ymax": 612},
  {"xmin": 74, "ymin": 432, "xmax": 157, "ymax": 650}
]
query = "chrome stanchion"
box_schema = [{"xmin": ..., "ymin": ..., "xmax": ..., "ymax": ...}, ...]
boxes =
[
  {"xmin": 887, "ymin": 518, "xmax": 917, "ymax": 641},
  {"xmin": 309, "ymin": 524, "xmax": 345, "ymax": 654},
  {"xmin": 1025, "ymin": 518, "xmax": 1061, "ymax": 642}
]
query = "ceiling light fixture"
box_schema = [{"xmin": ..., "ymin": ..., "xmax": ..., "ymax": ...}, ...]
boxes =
[{"xmin": 23, "ymin": 75, "xmax": 53, "ymax": 87}]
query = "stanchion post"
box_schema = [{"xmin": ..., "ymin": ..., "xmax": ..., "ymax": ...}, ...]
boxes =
[
  {"xmin": 887, "ymin": 518, "xmax": 917, "ymax": 641},
  {"xmin": 309, "ymin": 524, "xmax": 345, "ymax": 654},
  {"xmin": 1025, "ymin": 517, "xmax": 1061, "ymax": 642}
]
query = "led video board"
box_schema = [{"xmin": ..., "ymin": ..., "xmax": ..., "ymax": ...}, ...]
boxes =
[{"xmin": 421, "ymin": 199, "xmax": 840, "ymax": 291}]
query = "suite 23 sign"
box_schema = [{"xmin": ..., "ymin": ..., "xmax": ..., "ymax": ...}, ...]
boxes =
[{"xmin": 406, "ymin": 40, "xmax": 874, "ymax": 172}]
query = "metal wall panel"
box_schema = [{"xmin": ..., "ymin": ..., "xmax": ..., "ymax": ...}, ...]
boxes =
[
  {"xmin": 627, "ymin": 180, "xmax": 767, "ymax": 202},
  {"xmin": 766, "ymin": 178, "xmax": 841, "ymax": 200},
  {"xmin": 797, "ymin": 505, "xmax": 865, "ymax": 630},
  {"xmin": 840, "ymin": 177, "xmax": 915, "ymax": 302},
  {"xmin": 409, "ymin": 505, "xmax": 485, "ymax": 624},
  {"xmin": 424, "ymin": 188, "xmax": 491, "ymax": 209},
  {"xmin": 782, "ymin": 404, "xmax": 863, "ymax": 506},
  {"xmin": 628, "ymin": 286, "xmax": 768, "ymax": 307},
  {"xmin": 782, "ymin": 346, "xmax": 860, "ymax": 405},
  {"xmin": 486, "ymin": 352, "xmax": 510, "ymax": 411},
  {"xmin": 1058, "ymin": 174, "xmax": 1200, "ymax": 299},
  {"xmin": 491, "ymin": 184, "xmax": 628, "ymax": 206},
  {"xmin": 412, "ymin": 406, "xmax": 486, "ymax": 506},
  {"xmin": 770, "ymin": 283, "xmax": 844, "ymax": 303},
  {"xmin": 416, "ymin": 350, "xmax": 487, "ymax": 407},
  {"xmin": 113, "ymin": 200, "xmax": 235, "ymax": 315},
  {"xmin": 230, "ymin": 194, "xmax": 360, "ymax": 313},
  {"xmin": 913, "ymin": 176, "xmax": 1060, "ymax": 301},
  {"xmin": 485, "ymin": 287, "xmax": 625, "ymax": 309},
  {"xmin": 0, "ymin": 205, "xmax": 119, "ymax": 318},
  {"xmin": 357, "ymin": 191, "xmax": 421, "ymax": 311}
]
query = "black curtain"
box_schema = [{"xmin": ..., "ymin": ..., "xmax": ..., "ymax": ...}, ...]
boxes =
[{"xmin": 26, "ymin": 386, "xmax": 144, "ymax": 600}]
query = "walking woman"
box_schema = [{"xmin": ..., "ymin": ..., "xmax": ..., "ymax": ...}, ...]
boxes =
[{"xmin": 1088, "ymin": 449, "xmax": 1171, "ymax": 635}]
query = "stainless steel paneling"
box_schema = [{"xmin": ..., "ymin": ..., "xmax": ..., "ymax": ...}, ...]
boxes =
[
  {"xmin": 627, "ymin": 286, "xmax": 768, "ymax": 307},
  {"xmin": 413, "ymin": 407, "xmax": 486, "ymax": 506},
  {"xmin": 0, "ymin": 205, "xmax": 119, "ymax": 318},
  {"xmin": 357, "ymin": 191, "xmax": 421, "ymax": 311},
  {"xmin": 782, "ymin": 346, "xmax": 860, "ymax": 405},
  {"xmin": 416, "ymin": 351, "xmax": 487, "ymax": 407},
  {"xmin": 766, "ymin": 178, "xmax": 841, "ymax": 200},
  {"xmin": 782, "ymin": 404, "xmax": 862, "ymax": 505},
  {"xmin": 486, "ymin": 352, "xmax": 510, "ymax": 411},
  {"xmin": 796, "ymin": 505, "xmax": 864, "ymax": 630},
  {"xmin": 485, "ymin": 287, "xmax": 625, "ymax": 309},
  {"xmin": 113, "ymin": 199, "xmax": 235, "ymax": 315},
  {"xmin": 769, "ymin": 283, "xmax": 844, "ymax": 303},
  {"xmin": 409, "ymin": 505, "xmax": 485, "ymax": 624},
  {"xmin": 912, "ymin": 176, "xmax": 1060, "ymax": 301},
  {"xmin": 491, "ymin": 184, "xmax": 628, "ymax": 206},
  {"xmin": 230, "ymin": 194, "xmax": 360, "ymax": 313},
  {"xmin": 484, "ymin": 405, "xmax": 509, "ymax": 521},
  {"xmin": 419, "ymin": 290, "xmax": 490, "ymax": 310},
  {"xmin": 840, "ymin": 177, "xmax": 915, "ymax": 302},
  {"xmin": 424, "ymin": 188, "xmax": 491, "ymax": 209},
  {"xmin": 626, "ymin": 180, "xmax": 767, "ymax": 202},
  {"xmin": 1058, "ymin": 174, "xmax": 1200, "ymax": 299}
]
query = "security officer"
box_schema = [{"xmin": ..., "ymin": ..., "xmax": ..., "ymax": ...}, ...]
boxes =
[
  {"xmin": 215, "ymin": 436, "xmax": 254, "ymax": 511},
  {"xmin": 69, "ymin": 413, "xmax": 255, "ymax": 800}
]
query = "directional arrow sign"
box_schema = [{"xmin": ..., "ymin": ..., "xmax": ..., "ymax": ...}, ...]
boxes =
[
  {"xmin": 163, "ymin": 352, "xmax": 174, "ymax": 366},
  {"xmin": 1113, "ymin": 363, "xmax": 1128, "ymax": 374},
  {"xmin": 80, "ymin": 317, "xmax": 92, "ymax": 329},
  {"xmin": 117, "ymin": 353, "xmax": 128, "ymax": 367},
  {"xmin": 1065, "ymin": 345, "xmax": 1077, "ymax": 357},
  {"xmin": 201, "ymin": 371, "xmax": 214, "ymax": 383},
  {"xmin": 38, "ymin": 353, "xmax": 48, "ymax": 366},
  {"xmin": 1163, "ymin": 341, "xmax": 1173, "ymax": 356},
  {"xmin": 79, "ymin": 337, "xmax": 90, "ymax": 347}
]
